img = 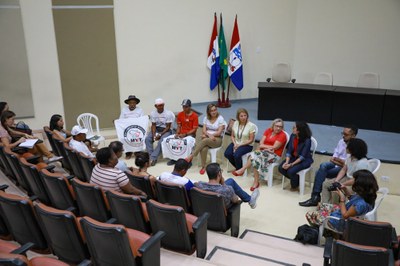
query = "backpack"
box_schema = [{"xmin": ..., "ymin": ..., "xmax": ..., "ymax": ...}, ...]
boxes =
[{"xmin": 294, "ymin": 224, "xmax": 319, "ymax": 245}]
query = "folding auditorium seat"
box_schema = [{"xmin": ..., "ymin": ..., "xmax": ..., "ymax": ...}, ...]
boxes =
[
  {"xmin": 146, "ymin": 199, "xmax": 209, "ymax": 258},
  {"xmin": 155, "ymin": 180, "xmax": 191, "ymax": 212},
  {"xmin": 126, "ymin": 171, "xmax": 156, "ymax": 199}
]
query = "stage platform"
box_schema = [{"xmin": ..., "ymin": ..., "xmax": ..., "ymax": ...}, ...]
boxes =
[{"xmin": 191, "ymin": 98, "xmax": 400, "ymax": 164}]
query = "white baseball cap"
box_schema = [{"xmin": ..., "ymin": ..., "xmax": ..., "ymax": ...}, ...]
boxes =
[
  {"xmin": 71, "ymin": 125, "xmax": 88, "ymax": 136},
  {"xmin": 154, "ymin": 98, "xmax": 165, "ymax": 105}
]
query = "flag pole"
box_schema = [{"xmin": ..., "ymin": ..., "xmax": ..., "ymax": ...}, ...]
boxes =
[
  {"xmin": 226, "ymin": 77, "xmax": 231, "ymax": 106},
  {"xmin": 217, "ymin": 82, "xmax": 221, "ymax": 105}
]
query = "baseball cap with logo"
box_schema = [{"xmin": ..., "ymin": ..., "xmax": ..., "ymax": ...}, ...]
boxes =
[
  {"xmin": 181, "ymin": 99, "xmax": 192, "ymax": 107},
  {"xmin": 71, "ymin": 125, "xmax": 88, "ymax": 136}
]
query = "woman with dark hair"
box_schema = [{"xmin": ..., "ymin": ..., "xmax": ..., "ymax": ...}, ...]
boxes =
[
  {"xmin": 130, "ymin": 151, "xmax": 156, "ymax": 190},
  {"xmin": 49, "ymin": 114, "xmax": 72, "ymax": 143},
  {"xmin": 278, "ymin": 121, "xmax": 313, "ymax": 191},
  {"xmin": 186, "ymin": 104, "xmax": 226, "ymax": 175},
  {"xmin": 321, "ymin": 138, "xmax": 371, "ymax": 203},
  {"xmin": 224, "ymin": 108, "xmax": 256, "ymax": 171},
  {"xmin": 306, "ymin": 169, "xmax": 378, "ymax": 232},
  {"xmin": 0, "ymin": 111, "xmax": 61, "ymax": 162}
]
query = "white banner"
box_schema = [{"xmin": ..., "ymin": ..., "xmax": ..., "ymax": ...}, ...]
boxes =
[
  {"xmin": 161, "ymin": 136, "xmax": 195, "ymax": 161},
  {"xmin": 114, "ymin": 116, "xmax": 149, "ymax": 152}
]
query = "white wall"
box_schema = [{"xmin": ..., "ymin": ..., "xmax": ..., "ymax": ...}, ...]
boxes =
[
  {"xmin": 113, "ymin": 0, "xmax": 296, "ymax": 114},
  {"xmin": 293, "ymin": 0, "xmax": 400, "ymax": 89},
  {"xmin": 19, "ymin": 0, "xmax": 64, "ymax": 129},
  {"xmin": 13, "ymin": 0, "xmax": 400, "ymax": 129}
]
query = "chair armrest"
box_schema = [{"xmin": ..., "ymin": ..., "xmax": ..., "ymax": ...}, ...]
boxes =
[
  {"xmin": 44, "ymin": 165, "xmax": 56, "ymax": 172},
  {"xmin": 227, "ymin": 202, "xmax": 242, "ymax": 237},
  {"xmin": 29, "ymin": 195, "xmax": 38, "ymax": 202},
  {"xmin": 106, "ymin": 218, "xmax": 117, "ymax": 224},
  {"xmin": 138, "ymin": 231, "xmax": 165, "ymax": 266},
  {"xmin": 0, "ymin": 184, "xmax": 9, "ymax": 191},
  {"xmin": 193, "ymin": 212, "xmax": 210, "ymax": 259},
  {"xmin": 391, "ymin": 228, "xmax": 398, "ymax": 247},
  {"xmin": 26, "ymin": 155, "xmax": 41, "ymax": 164},
  {"xmin": 66, "ymin": 206, "xmax": 77, "ymax": 213},
  {"xmin": 323, "ymin": 237, "xmax": 334, "ymax": 266},
  {"xmin": 77, "ymin": 259, "xmax": 92, "ymax": 266},
  {"xmin": 11, "ymin": 242, "xmax": 35, "ymax": 255}
]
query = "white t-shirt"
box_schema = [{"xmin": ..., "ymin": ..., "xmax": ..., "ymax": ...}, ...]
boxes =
[
  {"xmin": 119, "ymin": 106, "xmax": 145, "ymax": 119},
  {"xmin": 150, "ymin": 109, "xmax": 175, "ymax": 129},
  {"xmin": 69, "ymin": 139, "xmax": 95, "ymax": 158},
  {"xmin": 203, "ymin": 115, "xmax": 226, "ymax": 135}
]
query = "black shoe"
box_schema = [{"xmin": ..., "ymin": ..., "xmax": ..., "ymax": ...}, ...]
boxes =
[
  {"xmin": 167, "ymin": 160, "xmax": 176, "ymax": 166},
  {"xmin": 299, "ymin": 196, "xmax": 320, "ymax": 207},
  {"xmin": 150, "ymin": 160, "xmax": 157, "ymax": 166}
]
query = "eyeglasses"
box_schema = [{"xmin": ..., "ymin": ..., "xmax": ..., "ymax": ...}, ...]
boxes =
[
  {"xmin": 274, "ymin": 125, "xmax": 283, "ymax": 128},
  {"xmin": 218, "ymin": 168, "xmax": 224, "ymax": 174},
  {"xmin": 341, "ymin": 132, "xmax": 351, "ymax": 136}
]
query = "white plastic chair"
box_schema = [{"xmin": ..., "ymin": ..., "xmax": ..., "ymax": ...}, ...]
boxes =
[
  {"xmin": 368, "ymin": 158, "xmax": 381, "ymax": 174},
  {"xmin": 281, "ymin": 136, "xmax": 318, "ymax": 195},
  {"xmin": 77, "ymin": 113, "xmax": 105, "ymax": 146},
  {"xmin": 207, "ymin": 121, "xmax": 227, "ymax": 163},
  {"xmin": 364, "ymin": 187, "xmax": 389, "ymax": 221},
  {"xmin": 262, "ymin": 131, "xmax": 290, "ymax": 188},
  {"xmin": 269, "ymin": 63, "xmax": 292, "ymax": 83},
  {"xmin": 357, "ymin": 72, "xmax": 380, "ymax": 88},
  {"xmin": 314, "ymin": 72, "xmax": 333, "ymax": 85}
]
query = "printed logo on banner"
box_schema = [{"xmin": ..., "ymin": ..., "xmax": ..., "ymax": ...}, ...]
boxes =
[
  {"xmin": 165, "ymin": 138, "xmax": 188, "ymax": 156},
  {"xmin": 124, "ymin": 125, "xmax": 146, "ymax": 147}
]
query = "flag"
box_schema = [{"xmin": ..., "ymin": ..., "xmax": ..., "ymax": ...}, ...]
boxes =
[
  {"xmin": 228, "ymin": 15, "xmax": 243, "ymax": 90},
  {"xmin": 207, "ymin": 13, "xmax": 219, "ymax": 90},
  {"xmin": 218, "ymin": 13, "xmax": 228, "ymax": 90}
]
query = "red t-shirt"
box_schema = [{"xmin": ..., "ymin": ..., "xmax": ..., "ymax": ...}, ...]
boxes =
[
  {"xmin": 262, "ymin": 128, "xmax": 287, "ymax": 157},
  {"xmin": 177, "ymin": 111, "xmax": 199, "ymax": 134}
]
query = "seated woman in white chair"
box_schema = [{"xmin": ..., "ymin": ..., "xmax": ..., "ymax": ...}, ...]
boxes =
[
  {"xmin": 186, "ymin": 104, "xmax": 225, "ymax": 175},
  {"xmin": 234, "ymin": 118, "xmax": 287, "ymax": 191},
  {"xmin": 306, "ymin": 169, "xmax": 378, "ymax": 233}
]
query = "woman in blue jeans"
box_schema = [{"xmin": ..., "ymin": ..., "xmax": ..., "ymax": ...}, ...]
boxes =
[
  {"xmin": 278, "ymin": 121, "xmax": 313, "ymax": 190},
  {"xmin": 224, "ymin": 108, "xmax": 256, "ymax": 174}
]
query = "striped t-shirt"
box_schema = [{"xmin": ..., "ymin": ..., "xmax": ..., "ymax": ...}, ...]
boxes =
[{"xmin": 90, "ymin": 164, "xmax": 129, "ymax": 192}]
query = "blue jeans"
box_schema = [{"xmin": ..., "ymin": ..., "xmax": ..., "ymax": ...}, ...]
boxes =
[
  {"xmin": 312, "ymin": 161, "xmax": 341, "ymax": 196},
  {"xmin": 145, "ymin": 130, "xmax": 172, "ymax": 161},
  {"xmin": 224, "ymin": 143, "xmax": 253, "ymax": 170},
  {"xmin": 278, "ymin": 158, "xmax": 312, "ymax": 188},
  {"xmin": 225, "ymin": 178, "xmax": 251, "ymax": 202}
]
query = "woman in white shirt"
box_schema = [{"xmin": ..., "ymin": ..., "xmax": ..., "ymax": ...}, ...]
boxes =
[
  {"xmin": 224, "ymin": 108, "xmax": 256, "ymax": 172},
  {"xmin": 186, "ymin": 104, "xmax": 225, "ymax": 175}
]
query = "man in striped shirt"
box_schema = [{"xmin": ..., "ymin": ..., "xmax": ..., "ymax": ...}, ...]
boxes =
[{"xmin": 90, "ymin": 147, "xmax": 146, "ymax": 196}]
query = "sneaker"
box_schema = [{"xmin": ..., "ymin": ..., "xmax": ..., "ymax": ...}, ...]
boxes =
[
  {"xmin": 150, "ymin": 160, "xmax": 157, "ymax": 166},
  {"xmin": 47, "ymin": 156, "xmax": 63, "ymax": 163},
  {"xmin": 167, "ymin": 160, "xmax": 176, "ymax": 166},
  {"xmin": 248, "ymin": 188, "xmax": 260, "ymax": 209}
]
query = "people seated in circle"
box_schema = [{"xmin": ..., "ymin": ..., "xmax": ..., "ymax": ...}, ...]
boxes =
[
  {"xmin": 224, "ymin": 108, "xmax": 256, "ymax": 171},
  {"xmin": 145, "ymin": 98, "xmax": 174, "ymax": 166},
  {"xmin": 157, "ymin": 158, "xmax": 195, "ymax": 192},
  {"xmin": 0, "ymin": 110, "xmax": 61, "ymax": 163},
  {"xmin": 278, "ymin": 121, "xmax": 313, "ymax": 191},
  {"xmin": 195, "ymin": 163, "xmax": 260, "ymax": 209},
  {"xmin": 306, "ymin": 169, "xmax": 378, "ymax": 233},
  {"xmin": 299, "ymin": 125, "xmax": 358, "ymax": 207},
  {"xmin": 321, "ymin": 138, "xmax": 373, "ymax": 204},
  {"xmin": 186, "ymin": 103, "xmax": 225, "ymax": 175},
  {"xmin": 234, "ymin": 118, "xmax": 287, "ymax": 191},
  {"xmin": 90, "ymin": 147, "xmax": 146, "ymax": 196}
]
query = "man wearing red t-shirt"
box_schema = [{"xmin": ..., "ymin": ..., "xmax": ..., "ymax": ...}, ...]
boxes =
[{"xmin": 163, "ymin": 99, "xmax": 199, "ymax": 165}]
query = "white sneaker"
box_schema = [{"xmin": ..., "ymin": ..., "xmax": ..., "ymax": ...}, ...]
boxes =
[
  {"xmin": 47, "ymin": 156, "xmax": 63, "ymax": 163},
  {"xmin": 249, "ymin": 188, "xmax": 260, "ymax": 209}
]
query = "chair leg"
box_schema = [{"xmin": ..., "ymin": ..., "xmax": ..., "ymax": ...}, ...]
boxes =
[
  {"xmin": 299, "ymin": 172, "xmax": 305, "ymax": 196},
  {"xmin": 267, "ymin": 171, "xmax": 273, "ymax": 188},
  {"xmin": 281, "ymin": 175, "xmax": 285, "ymax": 189}
]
